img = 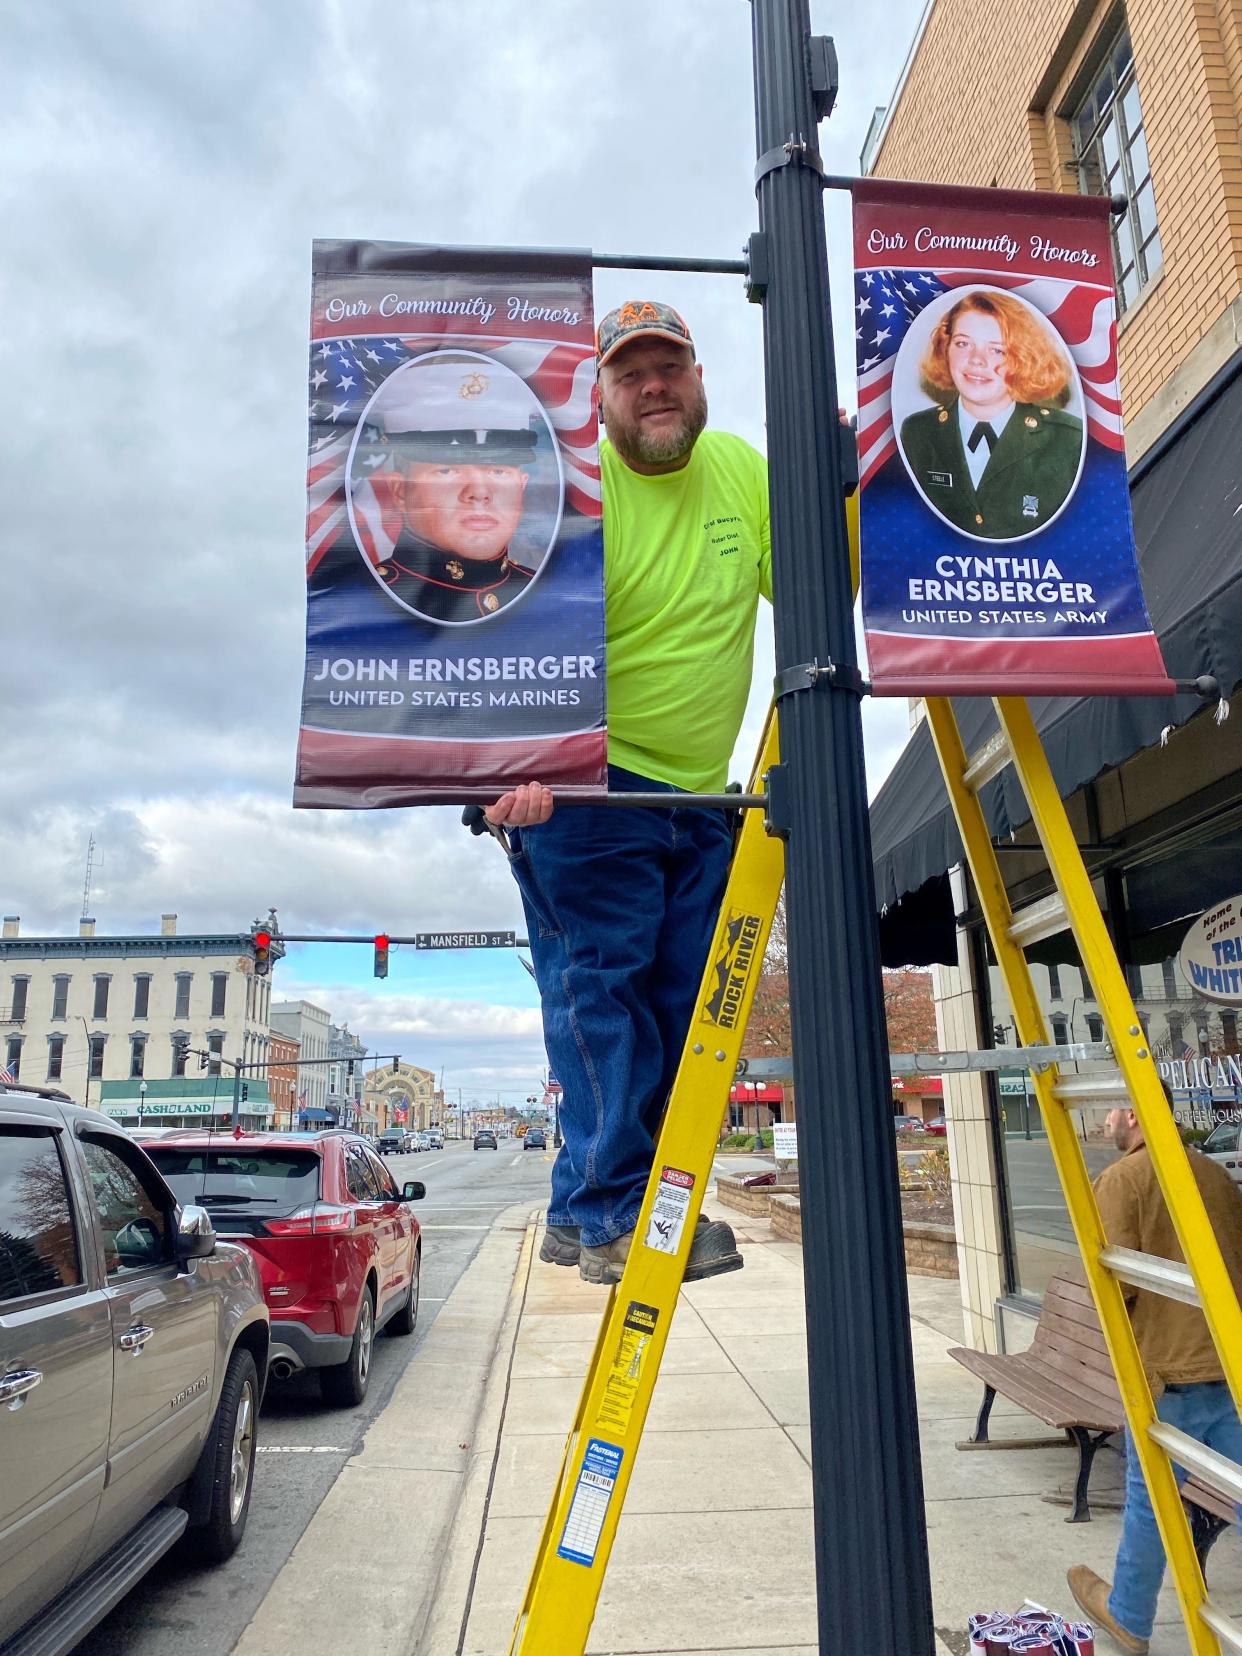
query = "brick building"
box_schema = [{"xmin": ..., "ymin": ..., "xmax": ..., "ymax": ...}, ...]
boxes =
[
  {"xmin": 866, "ymin": 0, "xmax": 1242, "ymax": 1353},
  {"xmin": 268, "ymin": 1031, "xmax": 300, "ymax": 1130}
]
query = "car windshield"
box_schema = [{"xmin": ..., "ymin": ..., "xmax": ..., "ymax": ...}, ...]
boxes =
[
  {"xmin": 1202, "ymin": 1120, "xmax": 1240, "ymax": 1153},
  {"xmin": 145, "ymin": 1146, "xmax": 321, "ymax": 1213}
]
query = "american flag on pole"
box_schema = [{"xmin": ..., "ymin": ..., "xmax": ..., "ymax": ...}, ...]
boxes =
[
  {"xmin": 307, "ymin": 336, "xmax": 601, "ymax": 579},
  {"xmin": 855, "ymin": 266, "xmax": 1124, "ymax": 490},
  {"xmin": 0, "ymin": 1066, "xmax": 15, "ymax": 1084}
]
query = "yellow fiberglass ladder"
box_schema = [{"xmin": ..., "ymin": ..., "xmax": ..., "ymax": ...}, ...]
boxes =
[{"xmin": 926, "ymin": 692, "xmax": 1242, "ymax": 1656}]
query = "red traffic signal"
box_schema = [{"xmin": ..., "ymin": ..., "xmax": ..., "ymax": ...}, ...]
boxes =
[
  {"xmin": 253, "ymin": 930, "xmax": 272, "ymax": 976},
  {"xmin": 374, "ymin": 934, "xmax": 390, "ymax": 979}
]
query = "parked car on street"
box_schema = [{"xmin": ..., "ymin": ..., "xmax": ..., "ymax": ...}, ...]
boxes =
[
  {"xmin": 414, "ymin": 1131, "xmax": 433, "ymax": 1152},
  {"xmin": 473, "ymin": 1129, "xmax": 498, "ymax": 1150},
  {"xmin": 893, "ymin": 1115, "xmax": 926, "ymax": 1133},
  {"xmin": 923, "ymin": 1116, "xmax": 948, "ymax": 1136},
  {"xmin": 426, "ymin": 1129, "xmax": 444, "ymax": 1149},
  {"xmin": 524, "ymin": 1127, "xmax": 547, "ymax": 1150},
  {"xmin": 138, "ymin": 1129, "xmax": 423, "ymax": 1408},
  {"xmin": 0, "ymin": 1086, "xmax": 270, "ymax": 1656},
  {"xmin": 376, "ymin": 1129, "xmax": 405, "ymax": 1157},
  {"xmin": 1200, "ymin": 1117, "xmax": 1242, "ymax": 1185}
]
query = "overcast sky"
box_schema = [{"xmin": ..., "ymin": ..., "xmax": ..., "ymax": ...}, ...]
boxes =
[{"xmin": 2, "ymin": 0, "xmax": 927, "ymax": 1106}]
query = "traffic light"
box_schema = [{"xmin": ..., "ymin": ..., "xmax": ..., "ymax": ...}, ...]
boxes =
[
  {"xmin": 374, "ymin": 934, "xmax": 390, "ymax": 978},
  {"xmin": 240, "ymin": 1082, "xmax": 250, "ymax": 1103},
  {"xmin": 391, "ymin": 1056, "xmax": 400, "ymax": 1074},
  {"xmin": 199, "ymin": 1050, "xmax": 208, "ymax": 1071},
  {"xmin": 253, "ymin": 930, "xmax": 272, "ymax": 976},
  {"xmin": 346, "ymin": 1059, "xmax": 355, "ymax": 1079}
]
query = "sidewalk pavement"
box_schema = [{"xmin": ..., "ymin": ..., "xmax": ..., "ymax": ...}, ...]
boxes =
[{"xmin": 424, "ymin": 1195, "xmax": 1242, "ymax": 1656}]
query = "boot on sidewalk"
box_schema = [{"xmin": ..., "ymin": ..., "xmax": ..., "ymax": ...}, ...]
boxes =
[
  {"xmin": 579, "ymin": 1218, "xmax": 743, "ymax": 1285},
  {"xmin": 1066, "ymin": 1566, "xmax": 1149, "ymax": 1654}
]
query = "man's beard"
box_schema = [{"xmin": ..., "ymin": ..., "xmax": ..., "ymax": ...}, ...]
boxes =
[{"xmin": 602, "ymin": 382, "xmax": 708, "ymax": 469}]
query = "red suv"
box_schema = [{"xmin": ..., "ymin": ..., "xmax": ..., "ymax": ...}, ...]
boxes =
[{"xmin": 139, "ymin": 1129, "xmax": 423, "ymax": 1407}]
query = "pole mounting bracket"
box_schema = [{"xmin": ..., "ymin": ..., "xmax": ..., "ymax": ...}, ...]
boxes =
[
  {"xmin": 773, "ymin": 657, "xmax": 869, "ymax": 702},
  {"xmin": 754, "ymin": 134, "xmax": 825, "ymax": 191}
]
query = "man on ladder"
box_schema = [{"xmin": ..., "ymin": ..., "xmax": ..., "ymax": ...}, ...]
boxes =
[
  {"xmin": 483, "ymin": 298, "xmax": 769, "ymax": 1285},
  {"xmin": 1068, "ymin": 1083, "xmax": 1242, "ymax": 1653}
]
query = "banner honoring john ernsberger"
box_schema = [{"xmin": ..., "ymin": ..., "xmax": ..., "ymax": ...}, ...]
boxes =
[
  {"xmin": 853, "ymin": 180, "xmax": 1171, "ymax": 697},
  {"xmin": 296, "ymin": 241, "xmax": 606, "ymax": 807}
]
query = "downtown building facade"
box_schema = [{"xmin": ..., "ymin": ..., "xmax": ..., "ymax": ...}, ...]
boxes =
[
  {"xmin": 269, "ymin": 999, "xmax": 332, "ymax": 1120},
  {"xmin": 866, "ymin": 0, "xmax": 1242, "ymax": 1352},
  {"xmin": 0, "ymin": 913, "xmax": 276, "ymax": 1129}
]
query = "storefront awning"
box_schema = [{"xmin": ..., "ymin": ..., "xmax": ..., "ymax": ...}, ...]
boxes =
[{"xmin": 871, "ymin": 354, "xmax": 1242, "ymax": 966}]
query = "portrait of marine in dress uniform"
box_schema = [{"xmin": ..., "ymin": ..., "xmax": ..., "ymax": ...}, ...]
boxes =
[
  {"xmin": 897, "ymin": 289, "xmax": 1084, "ymax": 542},
  {"xmin": 360, "ymin": 354, "xmax": 550, "ymax": 624}
]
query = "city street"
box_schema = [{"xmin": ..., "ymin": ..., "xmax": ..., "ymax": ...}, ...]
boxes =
[{"xmin": 74, "ymin": 1135, "xmax": 555, "ymax": 1656}]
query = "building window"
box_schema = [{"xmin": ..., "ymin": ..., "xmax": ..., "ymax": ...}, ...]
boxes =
[
  {"xmin": 1222, "ymin": 1012, "xmax": 1239, "ymax": 1055},
  {"xmin": 129, "ymin": 1037, "xmax": 146, "ymax": 1079},
  {"xmin": 1071, "ymin": 28, "xmax": 1162, "ymax": 314},
  {"xmin": 1047, "ymin": 964, "xmax": 1062, "ymax": 1001},
  {"xmin": 171, "ymin": 1034, "xmax": 189, "ymax": 1077},
  {"xmin": 92, "ymin": 977, "xmax": 110, "ymax": 1019},
  {"xmin": 10, "ymin": 978, "xmax": 28, "ymax": 1020},
  {"xmin": 174, "ymin": 973, "xmax": 192, "ymax": 1020},
  {"xmin": 51, "ymin": 975, "xmax": 70, "ymax": 1020},
  {"xmin": 210, "ymin": 974, "xmax": 227, "ymax": 1019},
  {"xmin": 5, "ymin": 1037, "xmax": 22, "ymax": 1079},
  {"xmin": 88, "ymin": 1035, "xmax": 105, "ymax": 1079},
  {"xmin": 47, "ymin": 1035, "xmax": 65, "ymax": 1080},
  {"xmin": 1161, "ymin": 958, "xmax": 1179, "ymax": 999},
  {"xmin": 133, "ymin": 976, "xmax": 151, "ymax": 1019},
  {"xmin": 1085, "ymin": 1013, "xmax": 1104, "ymax": 1043},
  {"xmin": 207, "ymin": 1033, "xmax": 224, "ymax": 1077},
  {"xmin": 1051, "ymin": 1015, "xmax": 1069, "ymax": 1044}
]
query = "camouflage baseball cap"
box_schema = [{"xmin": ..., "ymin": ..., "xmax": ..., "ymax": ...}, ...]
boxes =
[{"xmin": 595, "ymin": 301, "xmax": 695, "ymax": 369}]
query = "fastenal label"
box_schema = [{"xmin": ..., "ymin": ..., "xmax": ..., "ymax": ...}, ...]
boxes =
[
  {"xmin": 700, "ymin": 910, "xmax": 764, "ymax": 1029},
  {"xmin": 557, "ymin": 1438, "xmax": 624, "ymax": 1567},
  {"xmin": 644, "ymin": 1165, "xmax": 694, "ymax": 1255},
  {"xmin": 598, "ymin": 1301, "xmax": 659, "ymax": 1438}
]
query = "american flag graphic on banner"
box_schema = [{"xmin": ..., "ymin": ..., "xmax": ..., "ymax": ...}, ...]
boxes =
[
  {"xmin": 852, "ymin": 179, "xmax": 1170, "ymax": 697},
  {"xmin": 307, "ymin": 337, "xmax": 601, "ymax": 579},
  {"xmin": 855, "ymin": 266, "xmax": 1124, "ymax": 490}
]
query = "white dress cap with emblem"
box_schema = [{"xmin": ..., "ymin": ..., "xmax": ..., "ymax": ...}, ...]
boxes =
[{"xmin": 377, "ymin": 353, "xmax": 542, "ymax": 465}]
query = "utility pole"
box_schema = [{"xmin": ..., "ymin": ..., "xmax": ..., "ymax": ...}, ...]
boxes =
[{"xmin": 751, "ymin": 4, "xmax": 935, "ymax": 1651}]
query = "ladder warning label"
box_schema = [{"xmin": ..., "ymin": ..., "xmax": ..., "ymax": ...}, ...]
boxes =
[
  {"xmin": 644, "ymin": 1165, "xmax": 694, "ymax": 1255},
  {"xmin": 700, "ymin": 910, "xmax": 764, "ymax": 1029},
  {"xmin": 557, "ymin": 1437, "xmax": 624, "ymax": 1567},
  {"xmin": 598, "ymin": 1301, "xmax": 660, "ymax": 1438}
]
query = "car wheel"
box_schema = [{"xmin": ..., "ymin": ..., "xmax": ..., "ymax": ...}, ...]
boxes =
[
  {"xmin": 320, "ymin": 1285, "xmax": 375, "ymax": 1407},
  {"xmin": 386, "ymin": 1248, "xmax": 420, "ymax": 1337},
  {"xmin": 188, "ymin": 1346, "xmax": 259, "ymax": 1562}
]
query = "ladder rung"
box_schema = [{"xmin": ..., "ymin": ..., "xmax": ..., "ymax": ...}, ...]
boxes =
[
  {"xmin": 1053, "ymin": 1072, "xmax": 1128, "ymax": 1106},
  {"xmin": 1148, "ymin": 1421, "xmax": 1242, "ymax": 1506},
  {"xmin": 962, "ymin": 729, "xmax": 1012, "ymax": 792},
  {"xmin": 1099, "ymin": 1245, "xmax": 1199, "ymax": 1306},
  {"xmin": 1201, "ymin": 1600, "xmax": 1242, "ymax": 1654},
  {"xmin": 1006, "ymin": 893, "xmax": 1069, "ymax": 948}
]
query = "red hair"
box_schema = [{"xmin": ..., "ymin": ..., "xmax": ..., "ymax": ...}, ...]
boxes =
[{"xmin": 920, "ymin": 290, "xmax": 1072, "ymax": 407}]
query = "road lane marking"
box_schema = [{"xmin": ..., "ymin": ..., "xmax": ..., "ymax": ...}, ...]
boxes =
[
  {"xmin": 416, "ymin": 1224, "xmax": 492, "ymax": 1230},
  {"xmin": 257, "ymin": 1445, "xmax": 345, "ymax": 1454}
]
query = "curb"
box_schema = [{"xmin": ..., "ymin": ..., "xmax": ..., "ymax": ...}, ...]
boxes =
[
  {"xmin": 418, "ymin": 1212, "xmax": 543, "ymax": 1656},
  {"xmin": 230, "ymin": 1202, "xmax": 537, "ymax": 1656}
]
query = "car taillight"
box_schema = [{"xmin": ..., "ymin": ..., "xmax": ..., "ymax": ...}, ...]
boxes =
[{"xmin": 263, "ymin": 1203, "xmax": 354, "ymax": 1236}]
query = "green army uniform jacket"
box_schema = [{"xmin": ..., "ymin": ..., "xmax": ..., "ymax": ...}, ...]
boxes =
[
  {"xmin": 375, "ymin": 528, "xmax": 534, "ymax": 622},
  {"xmin": 899, "ymin": 396, "xmax": 1084, "ymax": 540}
]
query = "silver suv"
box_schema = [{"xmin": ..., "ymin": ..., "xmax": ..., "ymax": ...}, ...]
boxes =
[{"xmin": 0, "ymin": 1087, "xmax": 270, "ymax": 1655}]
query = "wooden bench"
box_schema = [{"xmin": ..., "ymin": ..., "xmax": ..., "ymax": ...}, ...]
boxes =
[{"xmin": 949, "ymin": 1269, "xmax": 1239, "ymax": 1576}]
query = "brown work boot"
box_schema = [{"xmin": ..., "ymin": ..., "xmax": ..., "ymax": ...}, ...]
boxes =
[
  {"xmin": 1066, "ymin": 1565, "xmax": 1148, "ymax": 1654},
  {"xmin": 579, "ymin": 1219, "xmax": 743, "ymax": 1285}
]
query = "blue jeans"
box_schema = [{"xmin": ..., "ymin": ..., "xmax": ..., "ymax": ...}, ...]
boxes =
[
  {"xmin": 1110, "ymin": 1382, "xmax": 1242, "ymax": 1639},
  {"xmin": 507, "ymin": 766, "xmax": 732, "ymax": 1249}
]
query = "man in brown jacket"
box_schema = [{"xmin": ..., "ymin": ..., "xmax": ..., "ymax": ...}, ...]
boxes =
[{"xmin": 1067, "ymin": 1087, "xmax": 1242, "ymax": 1653}]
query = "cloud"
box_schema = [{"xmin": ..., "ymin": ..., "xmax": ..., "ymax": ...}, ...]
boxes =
[{"xmin": 2, "ymin": 0, "xmax": 927, "ymax": 1096}]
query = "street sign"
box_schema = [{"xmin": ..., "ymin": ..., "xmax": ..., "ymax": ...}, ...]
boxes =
[{"xmin": 414, "ymin": 930, "xmax": 516, "ymax": 949}]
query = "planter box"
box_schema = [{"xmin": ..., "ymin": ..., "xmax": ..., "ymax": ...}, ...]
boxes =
[
  {"xmin": 903, "ymin": 1221, "xmax": 958, "ymax": 1279},
  {"xmin": 716, "ymin": 1175, "xmax": 774, "ymax": 1218},
  {"xmin": 770, "ymin": 1193, "xmax": 802, "ymax": 1242}
]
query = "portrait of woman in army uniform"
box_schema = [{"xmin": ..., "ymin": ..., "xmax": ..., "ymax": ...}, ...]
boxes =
[
  {"xmin": 896, "ymin": 288, "xmax": 1084, "ymax": 542},
  {"xmin": 348, "ymin": 350, "xmax": 563, "ymax": 625}
]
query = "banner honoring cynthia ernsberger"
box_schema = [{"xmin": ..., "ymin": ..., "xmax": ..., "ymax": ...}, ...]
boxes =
[
  {"xmin": 853, "ymin": 180, "xmax": 1172, "ymax": 697},
  {"xmin": 295, "ymin": 241, "xmax": 606, "ymax": 807}
]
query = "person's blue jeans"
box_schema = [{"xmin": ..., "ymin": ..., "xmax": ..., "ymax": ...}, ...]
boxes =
[
  {"xmin": 507, "ymin": 765, "xmax": 733, "ymax": 1249},
  {"xmin": 1109, "ymin": 1381, "xmax": 1242, "ymax": 1640}
]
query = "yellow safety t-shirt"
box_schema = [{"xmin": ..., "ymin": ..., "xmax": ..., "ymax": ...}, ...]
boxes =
[{"xmin": 601, "ymin": 430, "xmax": 771, "ymax": 793}]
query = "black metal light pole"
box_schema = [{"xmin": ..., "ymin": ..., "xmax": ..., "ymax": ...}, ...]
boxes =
[{"xmin": 751, "ymin": 4, "xmax": 936, "ymax": 1652}]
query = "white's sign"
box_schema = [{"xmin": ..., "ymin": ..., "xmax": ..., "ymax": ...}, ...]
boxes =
[
  {"xmin": 772, "ymin": 1122, "xmax": 798, "ymax": 1162},
  {"xmin": 1179, "ymin": 895, "xmax": 1242, "ymax": 1005}
]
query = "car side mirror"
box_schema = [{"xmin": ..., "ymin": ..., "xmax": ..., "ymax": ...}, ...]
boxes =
[
  {"xmin": 401, "ymin": 1181, "xmax": 426, "ymax": 1202},
  {"xmin": 175, "ymin": 1203, "xmax": 217, "ymax": 1262}
]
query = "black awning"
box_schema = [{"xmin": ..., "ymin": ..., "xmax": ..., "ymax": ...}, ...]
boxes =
[{"xmin": 871, "ymin": 351, "xmax": 1242, "ymax": 966}]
